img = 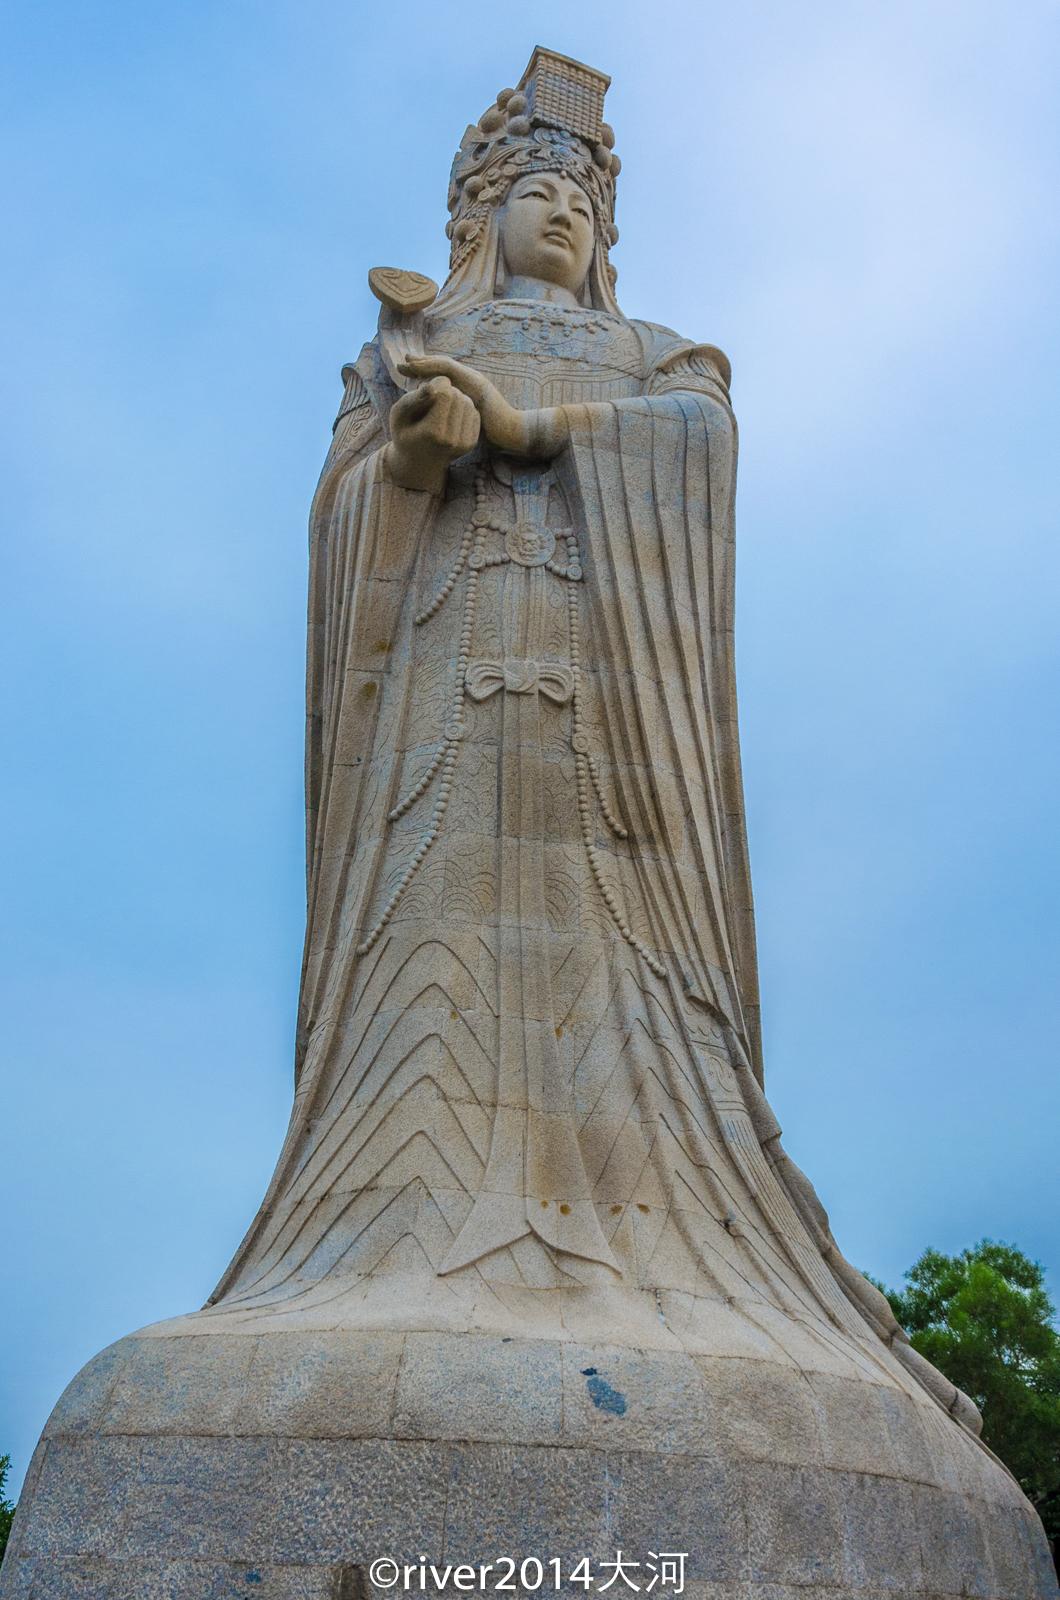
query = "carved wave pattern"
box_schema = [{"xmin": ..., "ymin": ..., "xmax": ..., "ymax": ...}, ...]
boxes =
[{"xmin": 220, "ymin": 920, "xmax": 874, "ymax": 1369}]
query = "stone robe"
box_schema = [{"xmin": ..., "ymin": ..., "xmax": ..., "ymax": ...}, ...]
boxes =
[{"xmin": 208, "ymin": 299, "xmax": 957, "ymax": 1409}]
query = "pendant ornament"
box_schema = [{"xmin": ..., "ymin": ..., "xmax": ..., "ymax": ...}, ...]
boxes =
[{"xmin": 506, "ymin": 521, "xmax": 556, "ymax": 566}]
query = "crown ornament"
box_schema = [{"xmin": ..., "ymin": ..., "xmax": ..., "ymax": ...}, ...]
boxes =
[{"xmin": 446, "ymin": 47, "xmax": 621, "ymax": 273}]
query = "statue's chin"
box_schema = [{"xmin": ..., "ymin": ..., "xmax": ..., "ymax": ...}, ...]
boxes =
[
  {"xmin": 505, "ymin": 249, "xmax": 583, "ymax": 291},
  {"xmin": 531, "ymin": 253, "xmax": 577, "ymax": 288}
]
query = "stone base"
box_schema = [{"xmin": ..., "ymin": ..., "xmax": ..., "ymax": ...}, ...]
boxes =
[{"xmin": 2, "ymin": 1309, "xmax": 1056, "ymax": 1599}]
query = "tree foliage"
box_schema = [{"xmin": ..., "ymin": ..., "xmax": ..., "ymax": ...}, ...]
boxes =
[
  {"xmin": 0, "ymin": 1454, "xmax": 14, "ymax": 1564},
  {"xmin": 879, "ymin": 1240, "xmax": 1060, "ymax": 1550}
]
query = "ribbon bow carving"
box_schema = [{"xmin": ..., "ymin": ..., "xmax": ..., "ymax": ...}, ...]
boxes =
[{"xmin": 465, "ymin": 658, "xmax": 575, "ymax": 704}]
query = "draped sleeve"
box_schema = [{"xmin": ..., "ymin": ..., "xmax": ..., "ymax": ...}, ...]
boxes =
[
  {"xmin": 558, "ymin": 338, "xmax": 985, "ymax": 1413},
  {"xmin": 557, "ymin": 328, "xmax": 764, "ymax": 1084},
  {"xmin": 297, "ymin": 340, "xmax": 436, "ymax": 1078}
]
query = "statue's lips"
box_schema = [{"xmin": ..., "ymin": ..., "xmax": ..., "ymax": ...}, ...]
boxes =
[{"xmin": 542, "ymin": 230, "xmax": 573, "ymax": 249}]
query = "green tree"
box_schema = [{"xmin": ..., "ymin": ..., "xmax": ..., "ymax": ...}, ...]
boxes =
[
  {"xmin": 878, "ymin": 1240, "xmax": 1060, "ymax": 1551},
  {"xmin": 0, "ymin": 1454, "xmax": 14, "ymax": 1563}
]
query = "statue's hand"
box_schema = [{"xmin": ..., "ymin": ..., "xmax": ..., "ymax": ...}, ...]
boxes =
[
  {"xmin": 385, "ymin": 375, "xmax": 480, "ymax": 496},
  {"xmin": 399, "ymin": 356, "xmax": 568, "ymax": 460}
]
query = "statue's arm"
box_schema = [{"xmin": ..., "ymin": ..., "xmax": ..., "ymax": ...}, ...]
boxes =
[
  {"xmin": 398, "ymin": 356, "xmax": 567, "ymax": 459},
  {"xmin": 331, "ymin": 362, "xmax": 384, "ymax": 453},
  {"xmin": 383, "ymin": 376, "xmax": 480, "ymax": 496},
  {"xmin": 398, "ymin": 347, "xmax": 733, "ymax": 464},
  {"xmin": 315, "ymin": 350, "xmax": 481, "ymax": 510},
  {"xmin": 643, "ymin": 340, "xmax": 733, "ymax": 409},
  {"xmin": 313, "ymin": 360, "xmax": 387, "ymax": 514}
]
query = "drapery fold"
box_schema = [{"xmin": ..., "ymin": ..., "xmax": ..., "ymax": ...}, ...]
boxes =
[
  {"xmin": 205, "ymin": 316, "xmax": 981, "ymax": 1441},
  {"xmin": 213, "ymin": 334, "xmax": 816, "ymax": 1309},
  {"xmin": 562, "ymin": 386, "xmax": 761, "ymax": 1076}
]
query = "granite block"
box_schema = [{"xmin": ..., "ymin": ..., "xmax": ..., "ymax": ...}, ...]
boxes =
[
  {"xmin": 100, "ymin": 1334, "xmax": 258, "ymax": 1435},
  {"xmin": 606, "ymin": 1451, "xmax": 747, "ymax": 1584},
  {"xmin": 744, "ymin": 1463, "xmax": 843, "ymax": 1588},
  {"xmin": 246, "ymin": 1330, "xmax": 404, "ymax": 1438},
  {"xmin": 909, "ymin": 1482, "xmax": 991, "ymax": 1597},
  {"xmin": 441, "ymin": 1442, "xmax": 612, "ymax": 1574},
  {"xmin": 692, "ymin": 1355, "xmax": 821, "ymax": 1468},
  {"xmin": 806, "ymin": 1374, "xmax": 900, "ymax": 1478},
  {"xmin": 559, "ymin": 1344, "xmax": 721, "ymax": 1456},
  {"xmin": 269, "ymin": 1439, "xmax": 446, "ymax": 1566},
  {"xmin": 393, "ymin": 1334, "xmax": 562, "ymax": 1444},
  {"xmin": 837, "ymin": 1472, "xmax": 926, "ymax": 1592},
  {"xmin": 17, "ymin": 1439, "xmax": 142, "ymax": 1558}
]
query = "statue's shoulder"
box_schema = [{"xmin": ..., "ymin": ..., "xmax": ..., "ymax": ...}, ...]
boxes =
[
  {"xmin": 334, "ymin": 337, "xmax": 399, "ymax": 429},
  {"xmin": 630, "ymin": 319, "xmax": 732, "ymax": 394}
]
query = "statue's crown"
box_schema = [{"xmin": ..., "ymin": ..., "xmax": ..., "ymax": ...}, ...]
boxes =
[{"xmin": 446, "ymin": 47, "xmax": 620, "ymax": 270}]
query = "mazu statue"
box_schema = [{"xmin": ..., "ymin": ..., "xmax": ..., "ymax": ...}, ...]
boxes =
[{"xmin": 4, "ymin": 46, "xmax": 1056, "ymax": 1600}]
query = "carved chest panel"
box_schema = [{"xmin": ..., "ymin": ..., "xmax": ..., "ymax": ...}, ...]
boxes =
[{"xmin": 428, "ymin": 300, "xmax": 645, "ymax": 408}]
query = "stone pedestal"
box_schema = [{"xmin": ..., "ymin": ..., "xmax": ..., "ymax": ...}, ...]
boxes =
[{"xmin": 3, "ymin": 1284, "xmax": 1056, "ymax": 1598}]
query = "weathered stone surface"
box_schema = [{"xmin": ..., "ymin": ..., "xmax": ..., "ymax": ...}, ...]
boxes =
[
  {"xmin": 3, "ymin": 43, "xmax": 1055, "ymax": 1600},
  {"xmin": 267, "ymin": 1440, "xmax": 446, "ymax": 1566},
  {"xmin": 6, "ymin": 1332, "xmax": 1055, "ymax": 1596},
  {"xmin": 16, "ymin": 1439, "xmax": 143, "ymax": 1559},
  {"xmin": 6, "ymin": 1557, "xmax": 357, "ymax": 1599},
  {"xmin": 392, "ymin": 1333, "xmax": 562, "ymax": 1444}
]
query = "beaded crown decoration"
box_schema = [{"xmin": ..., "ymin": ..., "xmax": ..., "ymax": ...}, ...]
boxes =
[{"xmin": 446, "ymin": 47, "xmax": 621, "ymax": 273}]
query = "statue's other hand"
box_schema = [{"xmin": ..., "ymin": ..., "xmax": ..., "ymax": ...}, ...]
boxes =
[
  {"xmin": 399, "ymin": 357, "xmax": 567, "ymax": 460},
  {"xmin": 385, "ymin": 375, "xmax": 481, "ymax": 495}
]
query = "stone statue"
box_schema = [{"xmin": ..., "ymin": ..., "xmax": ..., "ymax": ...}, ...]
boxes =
[{"xmin": 4, "ymin": 46, "xmax": 1056, "ymax": 1600}]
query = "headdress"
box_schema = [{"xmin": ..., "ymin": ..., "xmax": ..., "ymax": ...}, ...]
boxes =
[{"xmin": 445, "ymin": 47, "xmax": 621, "ymax": 277}]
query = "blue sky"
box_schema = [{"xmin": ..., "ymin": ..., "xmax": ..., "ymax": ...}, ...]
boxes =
[{"xmin": 2, "ymin": 1, "xmax": 1058, "ymax": 1495}]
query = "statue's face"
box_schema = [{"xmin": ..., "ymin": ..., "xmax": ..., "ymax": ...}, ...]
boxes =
[{"xmin": 498, "ymin": 172, "xmax": 596, "ymax": 294}]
